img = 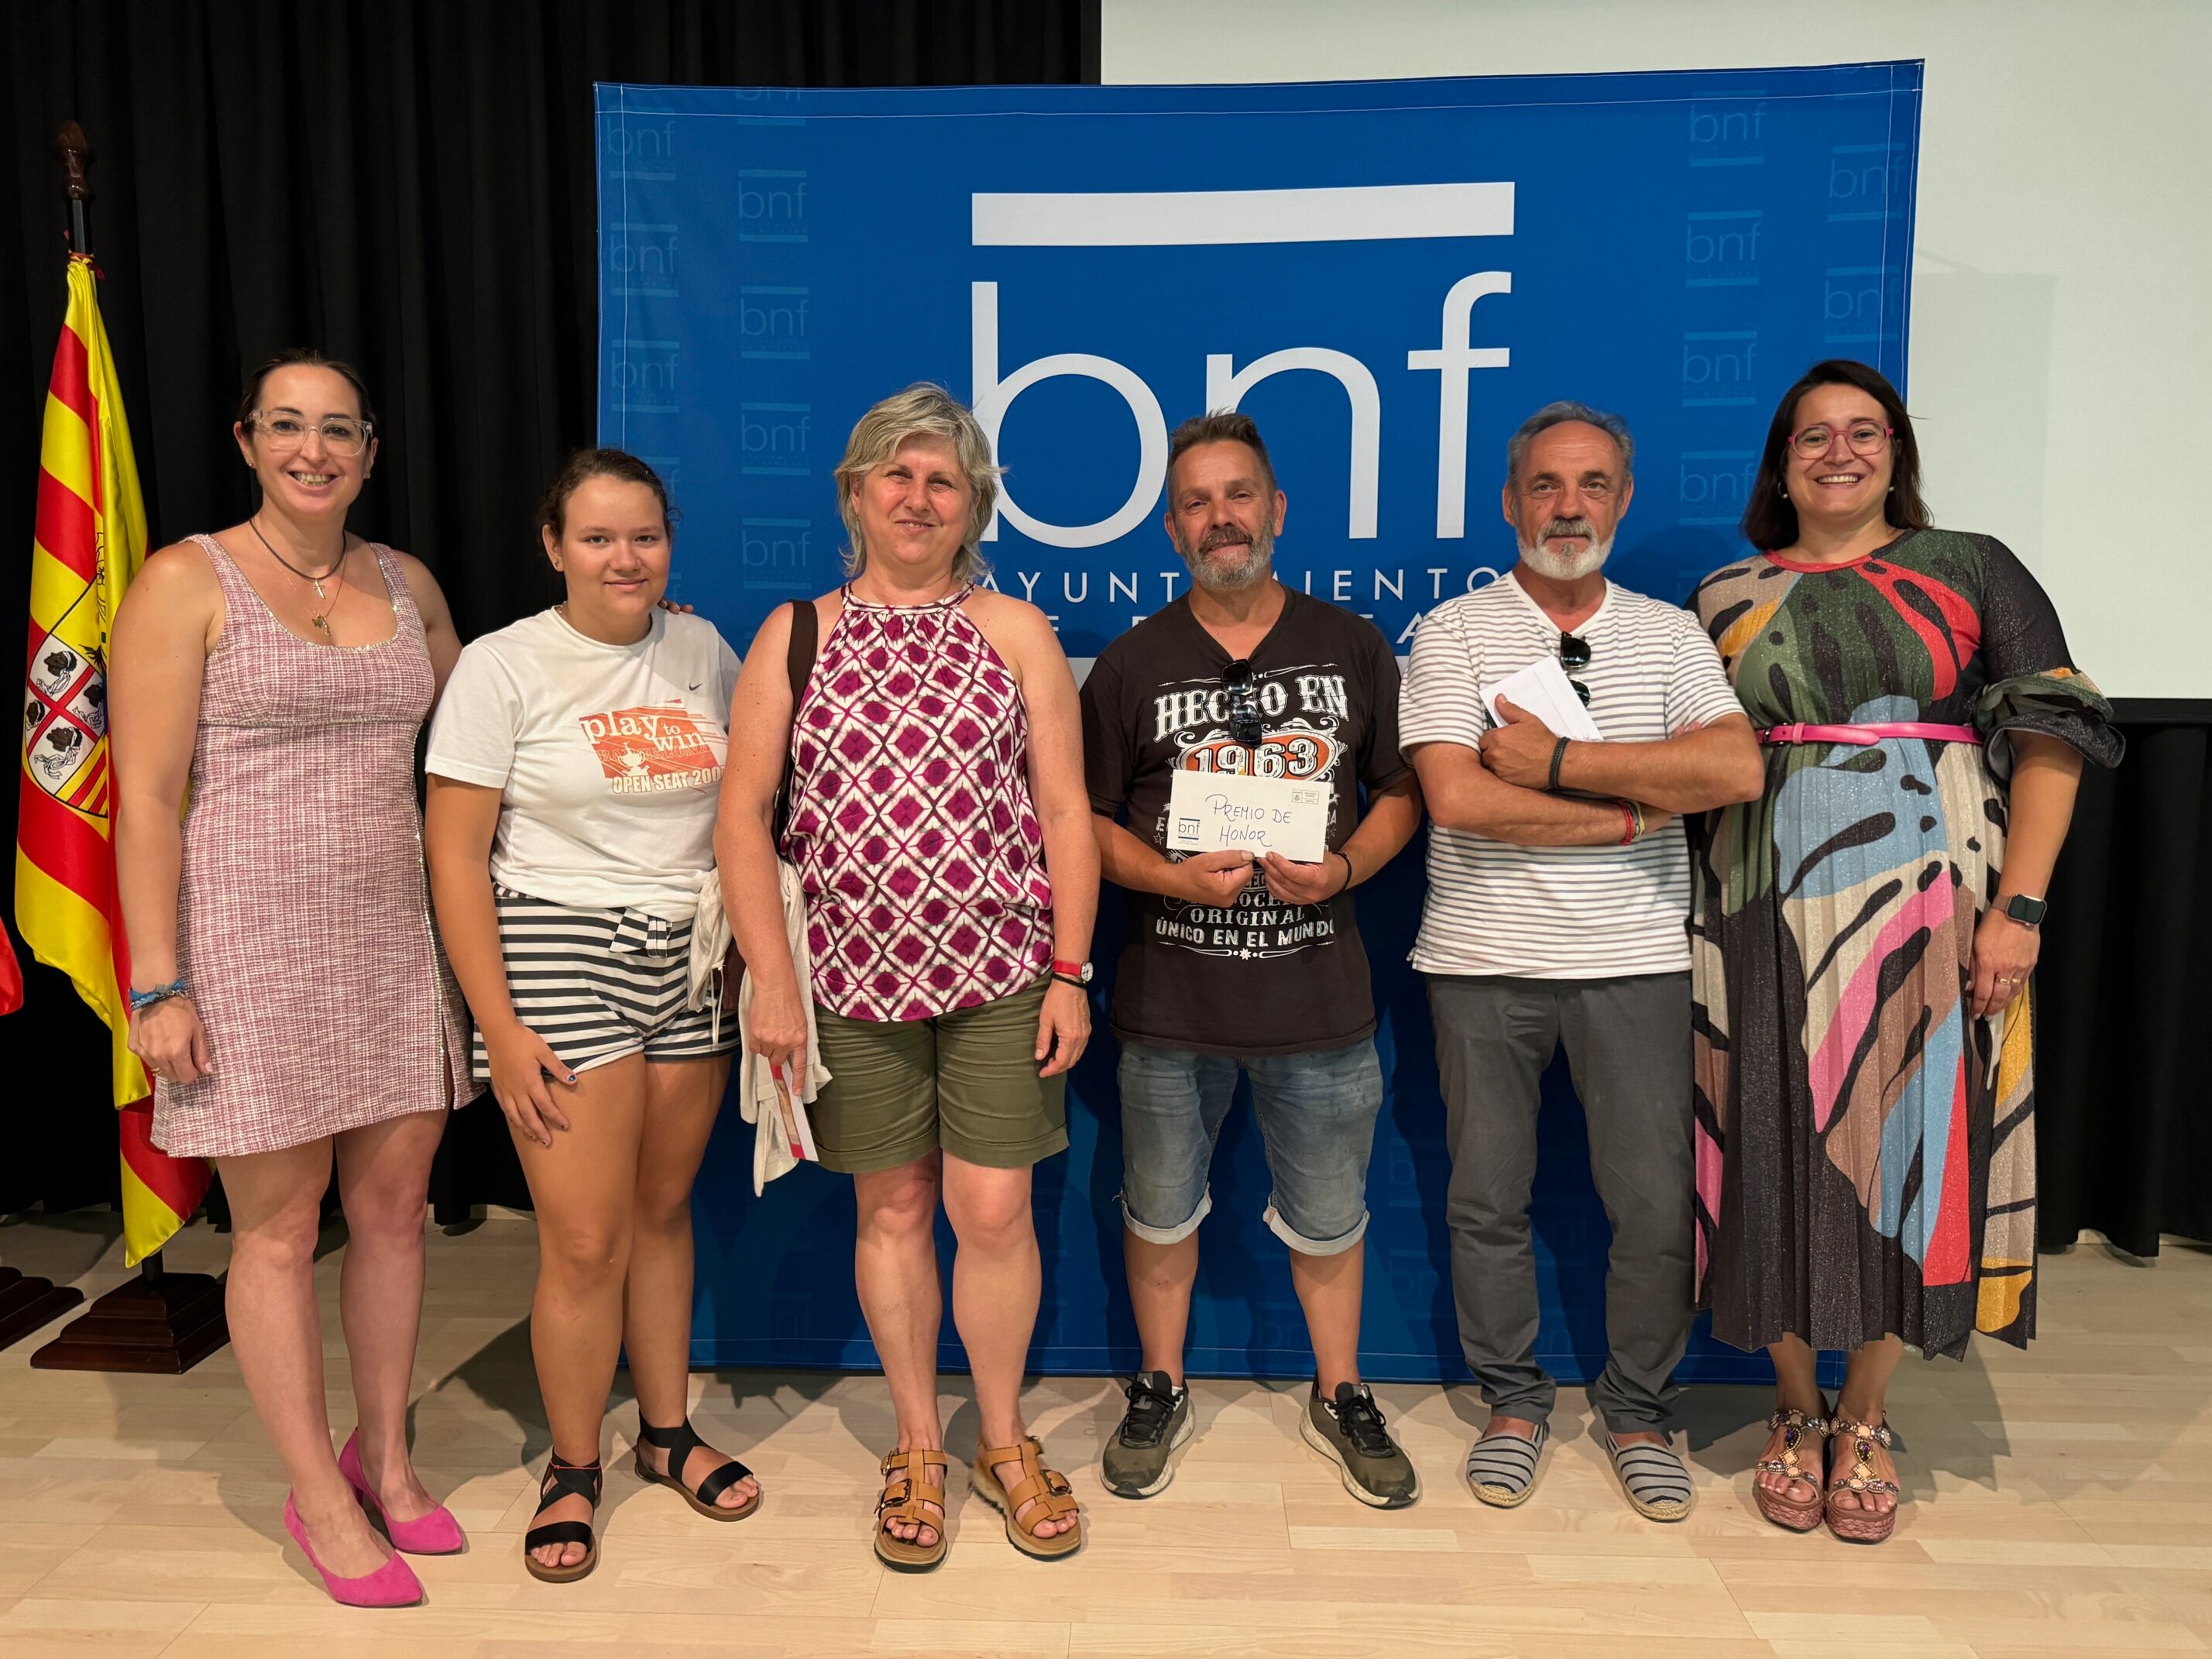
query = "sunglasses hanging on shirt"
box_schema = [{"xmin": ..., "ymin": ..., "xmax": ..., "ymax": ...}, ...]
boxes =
[
  {"xmin": 1558, "ymin": 631, "xmax": 1593, "ymax": 707},
  {"xmin": 1223, "ymin": 657, "xmax": 1266, "ymax": 748}
]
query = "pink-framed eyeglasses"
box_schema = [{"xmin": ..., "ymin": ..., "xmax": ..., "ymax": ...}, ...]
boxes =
[{"xmin": 1788, "ymin": 420, "xmax": 1892, "ymax": 460}]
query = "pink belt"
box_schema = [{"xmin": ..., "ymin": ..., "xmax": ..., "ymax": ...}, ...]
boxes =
[{"xmin": 1759, "ymin": 722, "xmax": 1978, "ymax": 746}]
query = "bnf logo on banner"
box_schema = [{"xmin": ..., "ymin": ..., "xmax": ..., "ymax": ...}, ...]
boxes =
[
  {"xmin": 596, "ymin": 67, "xmax": 1920, "ymax": 654},
  {"xmin": 597, "ymin": 69, "xmax": 1922, "ymax": 1381}
]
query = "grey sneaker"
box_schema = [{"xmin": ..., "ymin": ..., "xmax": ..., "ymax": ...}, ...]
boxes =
[
  {"xmin": 1301, "ymin": 1381, "xmax": 1420, "ymax": 1509},
  {"xmin": 1101, "ymin": 1371, "xmax": 1194, "ymax": 1499}
]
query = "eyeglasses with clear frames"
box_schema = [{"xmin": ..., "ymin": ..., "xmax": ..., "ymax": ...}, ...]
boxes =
[
  {"xmin": 249, "ymin": 411, "xmax": 374, "ymax": 456},
  {"xmin": 1788, "ymin": 420, "xmax": 1891, "ymax": 461}
]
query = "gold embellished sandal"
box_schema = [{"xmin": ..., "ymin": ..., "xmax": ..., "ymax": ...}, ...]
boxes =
[
  {"xmin": 970, "ymin": 1435, "xmax": 1083, "ymax": 1561},
  {"xmin": 1752, "ymin": 1407, "xmax": 1829, "ymax": 1532},
  {"xmin": 874, "ymin": 1448, "xmax": 950, "ymax": 1571},
  {"xmin": 1824, "ymin": 1418, "xmax": 1901, "ymax": 1544}
]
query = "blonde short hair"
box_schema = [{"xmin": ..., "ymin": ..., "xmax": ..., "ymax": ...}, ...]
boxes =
[{"xmin": 833, "ymin": 383, "xmax": 1000, "ymax": 585}]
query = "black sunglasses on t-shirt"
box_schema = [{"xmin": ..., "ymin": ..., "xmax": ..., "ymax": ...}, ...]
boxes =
[
  {"xmin": 1224, "ymin": 658, "xmax": 1266, "ymax": 747},
  {"xmin": 1558, "ymin": 631, "xmax": 1593, "ymax": 707}
]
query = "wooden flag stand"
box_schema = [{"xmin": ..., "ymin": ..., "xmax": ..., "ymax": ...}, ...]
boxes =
[
  {"xmin": 0, "ymin": 1267, "xmax": 83, "ymax": 1354},
  {"xmin": 32, "ymin": 1252, "xmax": 228, "ymax": 1374}
]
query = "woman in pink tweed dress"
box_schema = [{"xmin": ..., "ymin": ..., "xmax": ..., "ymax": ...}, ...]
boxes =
[{"xmin": 111, "ymin": 352, "xmax": 476, "ymax": 1607}]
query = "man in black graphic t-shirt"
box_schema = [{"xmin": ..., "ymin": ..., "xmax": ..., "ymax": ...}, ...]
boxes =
[{"xmin": 1082, "ymin": 411, "xmax": 1423, "ymax": 1509}]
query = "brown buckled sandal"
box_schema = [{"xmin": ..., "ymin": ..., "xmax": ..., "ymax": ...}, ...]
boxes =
[
  {"xmin": 970, "ymin": 1435, "xmax": 1083, "ymax": 1561},
  {"xmin": 874, "ymin": 1448, "xmax": 950, "ymax": 1571},
  {"xmin": 1752, "ymin": 1407, "xmax": 1829, "ymax": 1532},
  {"xmin": 1825, "ymin": 1418, "xmax": 1901, "ymax": 1544}
]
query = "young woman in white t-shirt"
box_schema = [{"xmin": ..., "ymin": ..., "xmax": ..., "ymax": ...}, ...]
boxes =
[{"xmin": 424, "ymin": 451, "xmax": 757, "ymax": 1582}]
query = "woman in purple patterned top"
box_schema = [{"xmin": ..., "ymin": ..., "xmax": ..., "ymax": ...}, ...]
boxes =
[{"xmin": 719, "ymin": 384, "xmax": 1097, "ymax": 1568}]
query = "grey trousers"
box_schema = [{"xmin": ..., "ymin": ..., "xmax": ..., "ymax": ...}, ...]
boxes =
[{"xmin": 1428, "ymin": 972, "xmax": 1695, "ymax": 1433}]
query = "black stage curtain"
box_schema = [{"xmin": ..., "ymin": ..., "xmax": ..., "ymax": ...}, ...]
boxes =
[
  {"xmin": 4, "ymin": 5, "xmax": 2207, "ymax": 1262},
  {"xmin": 2036, "ymin": 713, "xmax": 2212, "ymax": 1254},
  {"xmin": 0, "ymin": 0, "xmax": 1097, "ymax": 1221}
]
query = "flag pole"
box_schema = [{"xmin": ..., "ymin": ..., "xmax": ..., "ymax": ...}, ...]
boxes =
[
  {"xmin": 22, "ymin": 120, "xmax": 225, "ymax": 1370},
  {"xmin": 2, "ymin": 125, "xmax": 107, "ymax": 1355},
  {"xmin": 57, "ymin": 121, "xmax": 91, "ymax": 256},
  {"xmin": 53, "ymin": 118, "xmax": 164, "ymax": 1294}
]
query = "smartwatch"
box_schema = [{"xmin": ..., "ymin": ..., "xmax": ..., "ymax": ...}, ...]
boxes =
[{"xmin": 2002, "ymin": 894, "xmax": 2047, "ymax": 928}]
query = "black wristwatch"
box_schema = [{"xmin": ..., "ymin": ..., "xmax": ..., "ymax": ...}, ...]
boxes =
[{"xmin": 2002, "ymin": 894, "xmax": 2047, "ymax": 928}]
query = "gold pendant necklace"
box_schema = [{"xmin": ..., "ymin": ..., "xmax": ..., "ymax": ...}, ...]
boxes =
[{"xmin": 249, "ymin": 517, "xmax": 346, "ymax": 641}]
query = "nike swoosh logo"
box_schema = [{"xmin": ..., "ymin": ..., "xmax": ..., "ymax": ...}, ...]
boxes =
[{"xmin": 688, "ymin": 682, "xmax": 702, "ymax": 690}]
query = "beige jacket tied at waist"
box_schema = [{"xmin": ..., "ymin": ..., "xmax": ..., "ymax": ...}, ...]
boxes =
[{"xmin": 709, "ymin": 861, "xmax": 831, "ymax": 1194}]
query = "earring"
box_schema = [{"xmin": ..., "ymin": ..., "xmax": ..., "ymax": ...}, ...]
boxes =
[{"xmin": 1777, "ymin": 481, "xmax": 1788, "ymax": 497}]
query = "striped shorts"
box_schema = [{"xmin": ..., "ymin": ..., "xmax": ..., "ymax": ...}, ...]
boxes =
[{"xmin": 475, "ymin": 884, "xmax": 735, "ymax": 1080}]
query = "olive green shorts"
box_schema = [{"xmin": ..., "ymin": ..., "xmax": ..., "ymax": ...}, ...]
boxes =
[{"xmin": 809, "ymin": 974, "xmax": 1068, "ymax": 1174}]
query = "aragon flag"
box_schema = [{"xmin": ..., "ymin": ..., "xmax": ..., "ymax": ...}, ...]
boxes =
[{"xmin": 15, "ymin": 253, "xmax": 211, "ymax": 1263}]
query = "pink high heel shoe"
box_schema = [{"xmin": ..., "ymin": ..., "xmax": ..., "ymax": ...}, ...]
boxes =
[
  {"xmin": 338, "ymin": 1431, "xmax": 468, "ymax": 1554},
  {"xmin": 283, "ymin": 1492, "xmax": 424, "ymax": 1607}
]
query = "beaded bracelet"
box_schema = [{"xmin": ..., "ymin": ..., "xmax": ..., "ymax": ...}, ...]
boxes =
[{"xmin": 128, "ymin": 977, "xmax": 187, "ymax": 1015}]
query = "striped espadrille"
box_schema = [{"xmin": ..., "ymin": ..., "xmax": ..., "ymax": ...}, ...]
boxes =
[
  {"xmin": 1606, "ymin": 1433, "xmax": 1695, "ymax": 1522},
  {"xmin": 1465, "ymin": 1422, "xmax": 1549, "ymax": 1508}
]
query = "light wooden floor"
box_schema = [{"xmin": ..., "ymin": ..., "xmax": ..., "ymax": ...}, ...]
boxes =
[{"xmin": 2, "ymin": 1212, "xmax": 2209, "ymax": 1658}]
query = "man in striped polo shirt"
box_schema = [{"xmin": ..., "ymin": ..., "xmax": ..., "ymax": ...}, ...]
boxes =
[{"xmin": 1400, "ymin": 401, "xmax": 1763, "ymax": 1521}]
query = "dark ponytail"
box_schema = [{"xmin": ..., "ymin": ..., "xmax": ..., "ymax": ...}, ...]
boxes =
[
  {"xmin": 236, "ymin": 348, "xmax": 378, "ymax": 431},
  {"xmin": 538, "ymin": 448, "xmax": 675, "ymax": 539}
]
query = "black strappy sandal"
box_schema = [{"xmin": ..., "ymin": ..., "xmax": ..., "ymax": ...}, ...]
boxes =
[
  {"xmin": 524, "ymin": 1454, "xmax": 603, "ymax": 1584},
  {"xmin": 634, "ymin": 1417, "xmax": 762, "ymax": 1522}
]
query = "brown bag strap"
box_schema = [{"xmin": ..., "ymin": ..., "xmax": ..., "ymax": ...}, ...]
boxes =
[{"xmin": 771, "ymin": 599, "xmax": 819, "ymax": 844}]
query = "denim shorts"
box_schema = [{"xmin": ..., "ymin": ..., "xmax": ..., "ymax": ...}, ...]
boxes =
[{"xmin": 1115, "ymin": 1036, "xmax": 1386, "ymax": 1256}]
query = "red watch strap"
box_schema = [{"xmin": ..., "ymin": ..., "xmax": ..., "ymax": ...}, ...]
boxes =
[{"xmin": 1051, "ymin": 959, "xmax": 1086, "ymax": 978}]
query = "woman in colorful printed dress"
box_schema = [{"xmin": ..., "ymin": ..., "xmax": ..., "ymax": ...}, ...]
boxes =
[
  {"xmin": 1689, "ymin": 359, "xmax": 2121, "ymax": 1543},
  {"xmin": 719, "ymin": 384, "xmax": 1098, "ymax": 1569},
  {"xmin": 424, "ymin": 451, "xmax": 757, "ymax": 1583},
  {"xmin": 112, "ymin": 352, "xmax": 476, "ymax": 1607}
]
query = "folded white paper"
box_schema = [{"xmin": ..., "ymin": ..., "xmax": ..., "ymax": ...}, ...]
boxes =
[
  {"xmin": 1480, "ymin": 654, "xmax": 1604, "ymax": 742},
  {"xmin": 1165, "ymin": 769, "xmax": 1330, "ymax": 863},
  {"xmin": 769, "ymin": 1060, "xmax": 820, "ymax": 1164}
]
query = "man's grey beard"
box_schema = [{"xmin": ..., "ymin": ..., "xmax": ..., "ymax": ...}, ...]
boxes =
[
  {"xmin": 1519, "ymin": 524, "xmax": 1613, "ymax": 582},
  {"xmin": 1178, "ymin": 523, "xmax": 1275, "ymax": 593}
]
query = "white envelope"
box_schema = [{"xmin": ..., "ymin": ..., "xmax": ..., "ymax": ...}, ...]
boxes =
[
  {"xmin": 1165, "ymin": 769, "xmax": 1331, "ymax": 863},
  {"xmin": 1479, "ymin": 654, "xmax": 1604, "ymax": 742}
]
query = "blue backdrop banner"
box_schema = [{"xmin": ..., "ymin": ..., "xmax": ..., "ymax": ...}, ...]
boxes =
[{"xmin": 596, "ymin": 66, "xmax": 1920, "ymax": 1382}]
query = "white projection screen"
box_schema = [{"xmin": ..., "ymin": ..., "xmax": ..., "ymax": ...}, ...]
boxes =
[{"xmin": 1104, "ymin": 0, "xmax": 2212, "ymax": 703}]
